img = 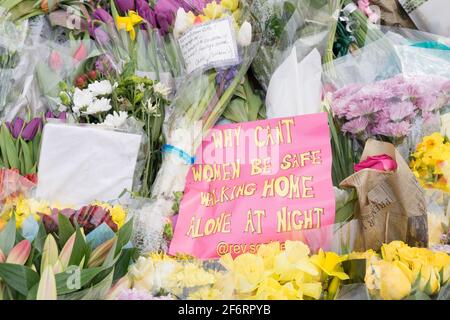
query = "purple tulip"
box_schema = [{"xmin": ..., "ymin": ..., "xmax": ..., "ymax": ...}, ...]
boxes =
[
  {"xmin": 136, "ymin": 0, "xmax": 157, "ymax": 28},
  {"xmin": 115, "ymin": 0, "xmax": 135, "ymax": 14},
  {"xmin": 154, "ymin": 0, "xmax": 187, "ymax": 33},
  {"xmin": 90, "ymin": 25, "xmax": 110, "ymax": 46},
  {"xmin": 45, "ymin": 111, "xmax": 67, "ymax": 120},
  {"xmin": 21, "ymin": 118, "xmax": 42, "ymax": 141},
  {"xmin": 6, "ymin": 117, "xmax": 25, "ymax": 139},
  {"xmin": 92, "ymin": 8, "xmax": 114, "ymax": 24}
]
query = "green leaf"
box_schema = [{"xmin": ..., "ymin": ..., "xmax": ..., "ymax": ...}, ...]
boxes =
[
  {"xmin": 404, "ymin": 291, "xmax": 431, "ymax": 300},
  {"xmin": 2, "ymin": 124, "xmax": 20, "ymax": 170},
  {"xmin": 58, "ymin": 214, "xmax": 75, "ymax": 248},
  {"xmin": 55, "ymin": 267, "xmax": 104, "ymax": 295},
  {"xmin": 59, "ymin": 268, "xmax": 114, "ymax": 300},
  {"xmin": 0, "ymin": 215, "xmax": 16, "ymax": 255},
  {"xmin": 437, "ymin": 283, "xmax": 450, "ymax": 300},
  {"xmin": 0, "ymin": 125, "xmax": 11, "ymax": 167},
  {"xmin": 113, "ymin": 248, "xmax": 137, "ymax": 281},
  {"xmin": 115, "ymin": 218, "xmax": 133, "ymax": 256},
  {"xmin": 68, "ymin": 228, "xmax": 88, "ymax": 267},
  {"xmin": 19, "ymin": 138, "xmax": 33, "ymax": 174},
  {"xmin": 33, "ymin": 222, "xmax": 48, "ymax": 255},
  {"xmin": 0, "ymin": 263, "xmax": 40, "ymax": 296},
  {"xmin": 342, "ymin": 259, "xmax": 366, "ymax": 284}
]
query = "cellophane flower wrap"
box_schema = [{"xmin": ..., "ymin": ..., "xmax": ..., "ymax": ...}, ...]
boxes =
[{"xmin": 132, "ymin": 0, "xmax": 260, "ymax": 253}]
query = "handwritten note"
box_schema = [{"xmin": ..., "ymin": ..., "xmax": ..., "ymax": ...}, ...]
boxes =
[
  {"xmin": 178, "ymin": 17, "xmax": 239, "ymax": 74},
  {"xmin": 169, "ymin": 113, "xmax": 336, "ymax": 259}
]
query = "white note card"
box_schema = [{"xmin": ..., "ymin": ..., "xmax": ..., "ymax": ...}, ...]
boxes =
[
  {"xmin": 178, "ymin": 17, "xmax": 239, "ymax": 74},
  {"xmin": 36, "ymin": 123, "xmax": 142, "ymax": 207}
]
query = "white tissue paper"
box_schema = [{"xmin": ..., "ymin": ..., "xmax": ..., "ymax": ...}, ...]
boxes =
[
  {"xmin": 36, "ymin": 123, "xmax": 142, "ymax": 206},
  {"xmin": 265, "ymin": 48, "xmax": 322, "ymax": 119}
]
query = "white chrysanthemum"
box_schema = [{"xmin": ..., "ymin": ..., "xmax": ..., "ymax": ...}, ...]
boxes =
[
  {"xmin": 73, "ymin": 88, "xmax": 94, "ymax": 112},
  {"xmin": 88, "ymin": 80, "xmax": 113, "ymax": 96},
  {"xmin": 102, "ymin": 111, "xmax": 129, "ymax": 128},
  {"xmin": 154, "ymin": 82, "xmax": 171, "ymax": 98},
  {"xmin": 84, "ymin": 98, "xmax": 112, "ymax": 115}
]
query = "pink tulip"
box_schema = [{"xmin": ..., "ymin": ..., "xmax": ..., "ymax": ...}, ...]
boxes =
[
  {"xmin": 73, "ymin": 43, "xmax": 88, "ymax": 62},
  {"xmin": 354, "ymin": 154, "xmax": 398, "ymax": 173},
  {"xmin": 58, "ymin": 233, "xmax": 76, "ymax": 270},
  {"xmin": 6, "ymin": 240, "xmax": 31, "ymax": 265}
]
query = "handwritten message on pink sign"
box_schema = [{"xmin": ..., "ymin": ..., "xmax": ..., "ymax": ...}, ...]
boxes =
[{"xmin": 169, "ymin": 113, "xmax": 335, "ymax": 259}]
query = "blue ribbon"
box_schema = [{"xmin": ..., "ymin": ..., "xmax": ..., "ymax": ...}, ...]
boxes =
[{"xmin": 162, "ymin": 144, "xmax": 195, "ymax": 165}]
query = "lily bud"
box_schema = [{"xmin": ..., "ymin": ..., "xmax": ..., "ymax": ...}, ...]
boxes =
[
  {"xmin": 59, "ymin": 233, "xmax": 76, "ymax": 271},
  {"xmin": 237, "ymin": 21, "xmax": 252, "ymax": 47},
  {"xmin": 87, "ymin": 237, "xmax": 116, "ymax": 268},
  {"xmin": 41, "ymin": 234, "xmax": 59, "ymax": 271},
  {"xmin": 37, "ymin": 266, "xmax": 57, "ymax": 300},
  {"xmin": 6, "ymin": 240, "xmax": 31, "ymax": 265}
]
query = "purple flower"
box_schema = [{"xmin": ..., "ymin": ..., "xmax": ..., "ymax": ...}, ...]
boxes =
[
  {"xmin": 116, "ymin": 0, "xmax": 135, "ymax": 14},
  {"xmin": 154, "ymin": 0, "xmax": 187, "ymax": 34},
  {"xmin": 136, "ymin": 0, "xmax": 157, "ymax": 28},
  {"xmin": 21, "ymin": 118, "xmax": 42, "ymax": 141},
  {"xmin": 95, "ymin": 55, "xmax": 114, "ymax": 75},
  {"xmin": 216, "ymin": 66, "xmax": 238, "ymax": 90},
  {"xmin": 90, "ymin": 25, "xmax": 110, "ymax": 46},
  {"xmin": 346, "ymin": 98, "xmax": 385, "ymax": 119},
  {"xmin": 181, "ymin": 0, "xmax": 211, "ymax": 12},
  {"xmin": 6, "ymin": 117, "xmax": 24, "ymax": 139},
  {"xmin": 388, "ymin": 101, "xmax": 416, "ymax": 122},
  {"xmin": 45, "ymin": 111, "xmax": 67, "ymax": 120},
  {"xmin": 92, "ymin": 8, "xmax": 114, "ymax": 24},
  {"xmin": 372, "ymin": 121, "xmax": 411, "ymax": 138},
  {"xmin": 341, "ymin": 117, "xmax": 369, "ymax": 135}
]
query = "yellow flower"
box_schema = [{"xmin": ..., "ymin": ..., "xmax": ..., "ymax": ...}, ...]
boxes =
[
  {"xmin": 274, "ymin": 241, "xmax": 318, "ymax": 279},
  {"xmin": 221, "ymin": 0, "xmax": 239, "ymax": 12},
  {"xmin": 310, "ymin": 249, "xmax": 349, "ymax": 280},
  {"xmin": 203, "ymin": 1, "xmax": 223, "ymax": 19},
  {"xmin": 416, "ymin": 264, "xmax": 440, "ymax": 296},
  {"xmin": 220, "ymin": 253, "xmax": 265, "ymax": 293},
  {"xmin": 188, "ymin": 287, "xmax": 224, "ymax": 300},
  {"xmin": 110, "ymin": 205, "xmax": 127, "ymax": 229},
  {"xmin": 257, "ymin": 241, "xmax": 281, "ymax": 270},
  {"xmin": 379, "ymin": 261, "xmax": 412, "ymax": 300},
  {"xmin": 116, "ymin": 11, "xmax": 143, "ymax": 41},
  {"xmin": 254, "ymin": 278, "xmax": 300, "ymax": 300},
  {"xmin": 301, "ymin": 281, "xmax": 323, "ymax": 300}
]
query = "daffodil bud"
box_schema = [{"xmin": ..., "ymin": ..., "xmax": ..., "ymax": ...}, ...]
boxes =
[{"xmin": 237, "ymin": 21, "xmax": 252, "ymax": 47}]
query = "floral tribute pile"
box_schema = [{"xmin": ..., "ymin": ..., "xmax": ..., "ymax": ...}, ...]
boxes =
[{"xmin": 0, "ymin": 0, "xmax": 449, "ymax": 300}]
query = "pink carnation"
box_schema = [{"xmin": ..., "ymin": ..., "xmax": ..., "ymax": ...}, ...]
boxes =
[
  {"xmin": 372, "ymin": 120, "xmax": 411, "ymax": 138},
  {"xmin": 388, "ymin": 101, "xmax": 416, "ymax": 121}
]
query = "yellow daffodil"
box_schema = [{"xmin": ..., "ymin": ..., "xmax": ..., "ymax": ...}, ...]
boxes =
[
  {"xmin": 301, "ymin": 281, "xmax": 323, "ymax": 300},
  {"xmin": 221, "ymin": 253, "xmax": 265, "ymax": 293},
  {"xmin": 274, "ymin": 241, "xmax": 318, "ymax": 279},
  {"xmin": 203, "ymin": 1, "xmax": 223, "ymax": 20},
  {"xmin": 221, "ymin": 0, "xmax": 239, "ymax": 12},
  {"xmin": 257, "ymin": 241, "xmax": 281, "ymax": 270},
  {"xmin": 116, "ymin": 11, "xmax": 143, "ymax": 41},
  {"xmin": 310, "ymin": 249, "xmax": 349, "ymax": 280}
]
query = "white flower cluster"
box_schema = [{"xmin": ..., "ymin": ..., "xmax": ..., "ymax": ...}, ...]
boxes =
[{"xmin": 72, "ymin": 80, "xmax": 116, "ymax": 115}]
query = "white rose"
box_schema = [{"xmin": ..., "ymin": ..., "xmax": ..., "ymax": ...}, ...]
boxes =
[
  {"xmin": 88, "ymin": 80, "xmax": 113, "ymax": 96},
  {"xmin": 101, "ymin": 111, "xmax": 128, "ymax": 128},
  {"xmin": 173, "ymin": 8, "xmax": 192, "ymax": 39},
  {"xmin": 83, "ymin": 98, "xmax": 112, "ymax": 115},
  {"xmin": 73, "ymin": 88, "xmax": 94, "ymax": 111},
  {"xmin": 237, "ymin": 21, "xmax": 252, "ymax": 47},
  {"xmin": 441, "ymin": 113, "xmax": 450, "ymax": 138}
]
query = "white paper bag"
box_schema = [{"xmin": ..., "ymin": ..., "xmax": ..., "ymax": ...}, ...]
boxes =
[
  {"xmin": 36, "ymin": 123, "xmax": 142, "ymax": 206},
  {"xmin": 265, "ymin": 48, "xmax": 322, "ymax": 118}
]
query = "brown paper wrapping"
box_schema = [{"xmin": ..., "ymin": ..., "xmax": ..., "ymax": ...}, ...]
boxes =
[
  {"xmin": 371, "ymin": 0, "xmax": 417, "ymax": 29},
  {"xmin": 340, "ymin": 139, "xmax": 428, "ymax": 251}
]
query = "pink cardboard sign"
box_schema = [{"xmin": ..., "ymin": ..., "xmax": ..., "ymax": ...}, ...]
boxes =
[{"xmin": 169, "ymin": 113, "xmax": 335, "ymax": 259}]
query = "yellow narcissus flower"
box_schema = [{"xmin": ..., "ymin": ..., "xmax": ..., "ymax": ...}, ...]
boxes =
[
  {"xmin": 381, "ymin": 241, "xmax": 407, "ymax": 261},
  {"xmin": 254, "ymin": 278, "xmax": 299, "ymax": 300},
  {"xmin": 379, "ymin": 261, "xmax": 412, "ymax": 300},
  {"xmin": 94, "ymin": 202, "xmax": 127, "ymax": 229},
  {"xmin": 116, "ymin": 11, "xmax": 143, "ymax": 41},
  {"xmin": 310, "ymin": 249, "xmax": 349, "ymax": 280},
  {"xmin": 203, "ymin": 1, "xmax": 223, "ymax": 19},
  {"xmin": 220, "ymin": 253, "xmax": 265, "ymax": 293},
  {"xmin": 257, "ymin": 241, "xmax": 281, "ymax": 270},
  {"xmin": 274, "ymin": 241, "xmax": 318, "ymax": 280},
  {"xmin": 221, "ymin": 0, "xmax": 239, "ymax": 12}
]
